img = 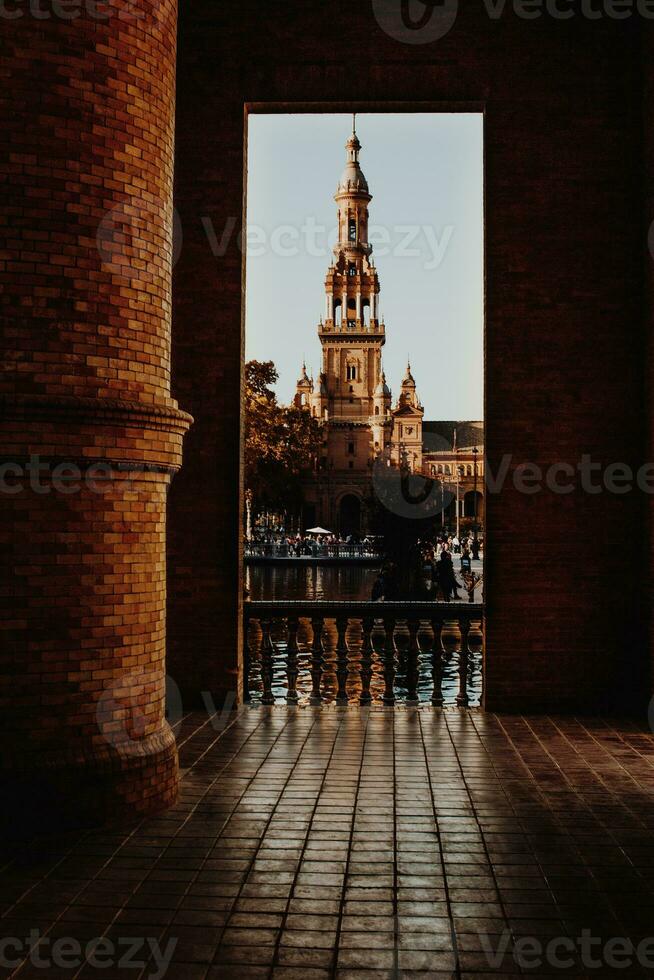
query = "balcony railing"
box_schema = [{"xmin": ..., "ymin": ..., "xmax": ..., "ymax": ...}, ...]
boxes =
[{"xmin": 244, "ymin": 600, "xmax": 483, "ymax": 707}]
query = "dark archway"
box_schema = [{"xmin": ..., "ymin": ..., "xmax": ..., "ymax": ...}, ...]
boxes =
[{"xmin": 339, "ymin": 494, "xmax": 361, "ymax": 536}]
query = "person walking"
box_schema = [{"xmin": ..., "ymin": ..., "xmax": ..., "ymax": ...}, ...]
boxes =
[{"xmin": 438, "ymin": 549, "xmax": 462, "ymax": 601}]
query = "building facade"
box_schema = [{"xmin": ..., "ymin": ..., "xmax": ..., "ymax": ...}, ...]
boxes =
[
  {"xmin": 422, "ymin": 422, "xmax": 485, "ymax": 531},
  {"xmin": 295, "ymin": 123, "xmax": 426, "ymax": 534}
]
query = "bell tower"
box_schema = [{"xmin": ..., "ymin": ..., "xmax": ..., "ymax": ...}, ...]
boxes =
[
  {"xmin": 312, "ymin": 118, "xmax": 392, "ymax": 473},
  {"xmin": 296, "ymin": 118, "xmax": 420, "ymax": 533}
]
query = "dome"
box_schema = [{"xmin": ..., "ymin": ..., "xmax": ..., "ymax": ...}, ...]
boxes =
[{"xmin": 338, "ymin": 161, "xmax": 369, "ymax": 194}]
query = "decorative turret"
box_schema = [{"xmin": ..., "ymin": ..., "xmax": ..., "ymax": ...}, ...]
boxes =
[
  {"xmin": 390, "ymin": 360, "xmax": 424, "ymax": 473},
  {"xmin": 397, "ymin": 360, "xmax": 421, "ymax": 410},
  {"xmin": 293, "ymin": 362, "xmax": 313, "ymax": 408}
]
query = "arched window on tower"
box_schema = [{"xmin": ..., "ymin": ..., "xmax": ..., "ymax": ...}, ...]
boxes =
[
  {"xmin": 347, "ymin": 298, "xmax": 356, "ymax": 330},
  {"xmin": 334, "ymin": 301, "xmax": 342, "ymax": 328},
  {"xmin": 374, "ymin": 405, "xmax": 380, "ymax": 416},
  {"xmin": 362, "ymin": 300, "xmax": 370, "ymax": 327},
  {"xmin": 348, "ymin": 218, "xmax": 356, "ymax": 242}
]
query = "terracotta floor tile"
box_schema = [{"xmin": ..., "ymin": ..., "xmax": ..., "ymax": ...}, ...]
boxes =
[{"xmin": 5, "ymin": 707, "xmax": 654, "ymax": 979}]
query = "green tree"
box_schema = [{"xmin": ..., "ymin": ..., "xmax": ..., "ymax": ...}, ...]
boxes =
[{"xmin": 244, "ymin": 359, "xmax": 321, "ymax": 521}]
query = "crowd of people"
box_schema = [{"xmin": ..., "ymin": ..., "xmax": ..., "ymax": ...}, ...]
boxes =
[
  {"xmin": 246, "ymin": 529, "xmax": 380, "ymax": 558},
  {"xmin": 440, "ymin": 532, "xmax": 483, "ymax": 559}
]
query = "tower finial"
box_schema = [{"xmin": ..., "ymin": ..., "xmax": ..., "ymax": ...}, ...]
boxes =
[{"xmin": 352, "ymin": 112, "xmax": 356, "ymax": 135}]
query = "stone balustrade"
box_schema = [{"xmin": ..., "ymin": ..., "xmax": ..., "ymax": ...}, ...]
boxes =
[{"xmin": 244, "ymin": 600, "xmax": 483, "ymax": 707}]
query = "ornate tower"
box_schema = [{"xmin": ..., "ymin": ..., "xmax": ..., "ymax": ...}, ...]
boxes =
[
  {"xmin": 315, "ymin": 120, "xmax": 392, "ymax": 470},
  {"xmin": 297, "ymin": 119, "xmax": 419, "ymax": 534}
]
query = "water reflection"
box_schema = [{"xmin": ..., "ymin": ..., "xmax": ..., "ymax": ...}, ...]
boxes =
[
  {"xmin": 246, "ymin": 617, "xmax": 483, "ymax": 707},
  {"xmin": 245, "ymin": 564, "xmax": 380, "ymax": 601}
]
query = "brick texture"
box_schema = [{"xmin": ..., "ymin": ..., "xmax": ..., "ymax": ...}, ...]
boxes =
[
  {"xmin": 0, "ymin": 0, "xmax": 190, "ymax": 824},
  {"xmin": 170, "ymin": 3, "xmax": 648, "ymax": 713},
  {"xmin": 644, "ymin": 29, "xmax": 654, "ymax": 705}
]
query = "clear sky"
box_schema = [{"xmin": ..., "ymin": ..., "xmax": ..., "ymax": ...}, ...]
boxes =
[{"xmin": 245, "ymin": 112, "xmax": 484, "ymax": 420}]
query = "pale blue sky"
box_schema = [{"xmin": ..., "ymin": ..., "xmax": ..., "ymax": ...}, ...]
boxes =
[{"xmin": 245, "ymin": 112, "xmax": 484, "ymax": 419}]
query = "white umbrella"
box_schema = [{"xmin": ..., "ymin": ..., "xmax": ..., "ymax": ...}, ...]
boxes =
[{"xmin": 305, "ymin": 526, "xmax": 332, "ymax": 535}]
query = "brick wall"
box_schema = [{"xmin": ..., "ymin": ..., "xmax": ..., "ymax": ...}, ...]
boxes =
[
  {"xmin": 645, "ymin": 28, "xmax": 654, "ymax": 707},
  {"xmin": 171, "ymin": 2, "xmax": 648, "ymax": 712},
  {"xmin": 0, "ymin": 0, "xmax": 190, "ymax": 825}
]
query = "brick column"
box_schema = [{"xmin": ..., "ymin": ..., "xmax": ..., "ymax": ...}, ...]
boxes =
[
  {"xmin": 645, "ymin": 28, "xmax": 654, "ymax": 708},
  {"xmin": 0, "ymin": 0, "xmax": 190, "ymax": 826}
]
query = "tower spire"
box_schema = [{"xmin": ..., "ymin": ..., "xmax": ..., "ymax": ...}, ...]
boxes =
[{"xmin": 339, "ymin": 120, "xmax": 367, "ymax": 191}]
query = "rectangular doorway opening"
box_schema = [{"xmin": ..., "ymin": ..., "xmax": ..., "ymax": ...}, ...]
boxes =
[{"xmin": 242, "ymin": 106, "xmax": 485, "ymax": 708}]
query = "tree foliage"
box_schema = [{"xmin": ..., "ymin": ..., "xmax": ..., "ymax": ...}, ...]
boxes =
[{"xmin": 244, "ymin": 360, "xmax": 321, "ymax": 517}]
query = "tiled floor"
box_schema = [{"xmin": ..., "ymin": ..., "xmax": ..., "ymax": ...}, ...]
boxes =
[{"xmin": 3, "ymin": 707, "xmax": 654, "ymax": 978}]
